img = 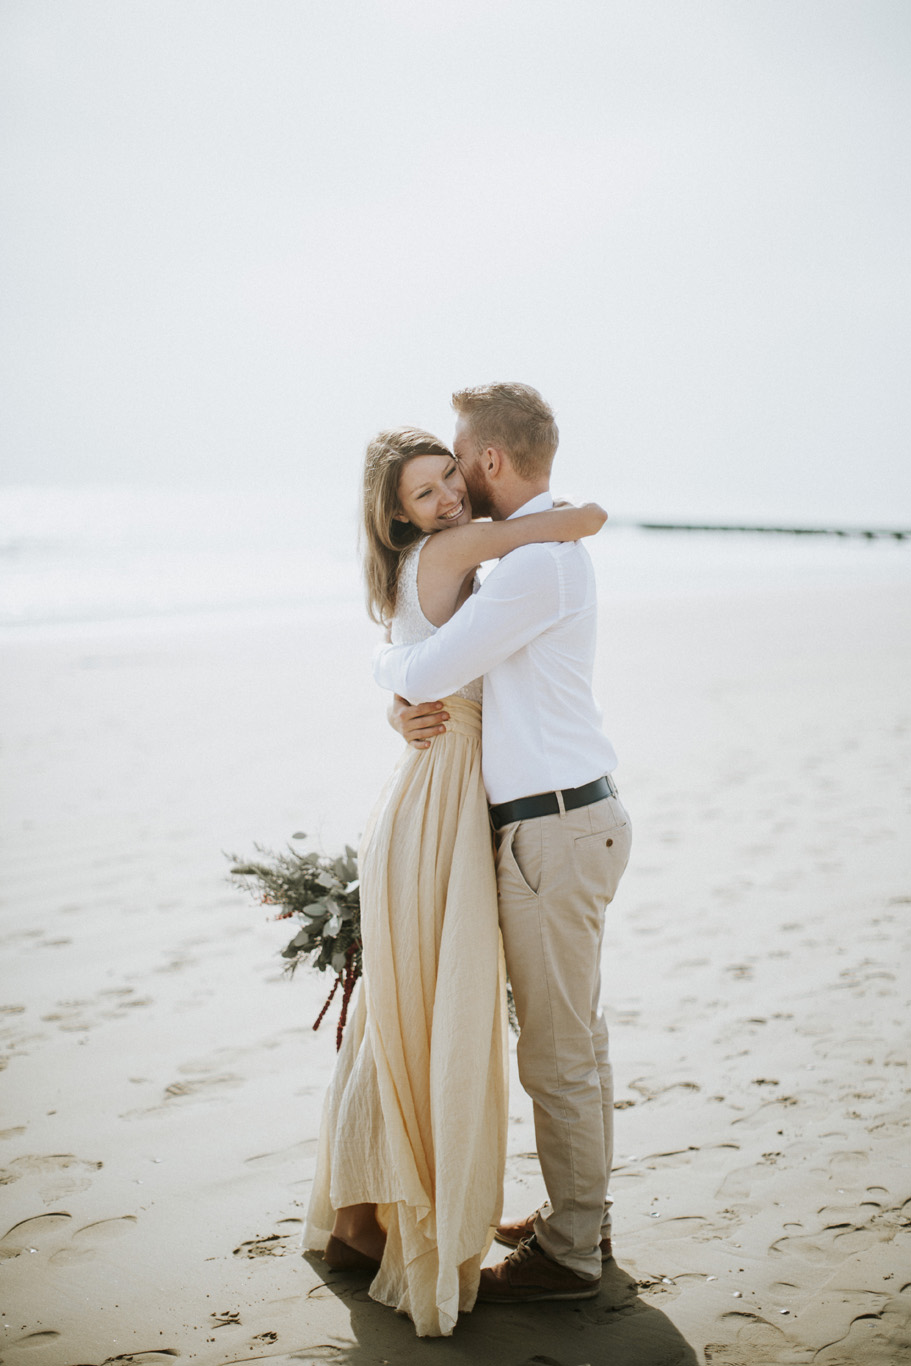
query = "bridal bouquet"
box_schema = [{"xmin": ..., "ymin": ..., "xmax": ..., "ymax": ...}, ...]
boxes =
[
  {"xmin": 231, "ymin": 834, "xmax": 519, "ymax": 1044},
  {"xmin": 229, "ymin": 835, "xmax": 361, "ymax": 1049}
]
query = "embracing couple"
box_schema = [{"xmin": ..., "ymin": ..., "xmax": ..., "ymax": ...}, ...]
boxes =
[{"xmin": 305, "ymin": 382, "xmax": 632, "ymax": 1337}]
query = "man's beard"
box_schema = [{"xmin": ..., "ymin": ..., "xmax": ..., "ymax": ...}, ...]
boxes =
[{"xmin": 462, "ymin": 461, "xmax": 495, "ymax": 519}]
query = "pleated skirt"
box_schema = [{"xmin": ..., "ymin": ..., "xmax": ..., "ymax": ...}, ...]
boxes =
[{"xmin": 304, "ymin": 696, "xmax": 509, "ymax": 1337}]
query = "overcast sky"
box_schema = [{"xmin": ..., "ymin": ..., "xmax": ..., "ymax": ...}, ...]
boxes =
[{"xmin": 1, "ymin": 0, "xmax": 908, "ymax": 523}]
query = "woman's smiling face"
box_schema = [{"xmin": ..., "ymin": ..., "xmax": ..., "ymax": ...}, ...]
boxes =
[{"xmin": 394, "ymin": 454, "xmax": 472, "ymax": 534}]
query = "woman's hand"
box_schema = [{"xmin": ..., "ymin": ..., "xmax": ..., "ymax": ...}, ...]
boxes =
[{"xmin": 387, "ymin": 695, "xmax": 449, "ymax": 750}]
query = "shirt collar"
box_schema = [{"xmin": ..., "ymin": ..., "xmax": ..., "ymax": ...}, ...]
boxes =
[{"xmin": 507, "ymin": 491, "xmax": 554, "ymax": 520}]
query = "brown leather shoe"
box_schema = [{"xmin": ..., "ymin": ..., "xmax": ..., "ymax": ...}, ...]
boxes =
[
  {"xmin": 478, "ymin": 1236, "xmax": 600, "ymax": 1303},
  {"xmin": 323, "ymin": 1234, "xmax": 381, "ymax": 1273},
  {"xmin": 495, "ymin": 1212, "xmax": 612, "ymax": 1261}
]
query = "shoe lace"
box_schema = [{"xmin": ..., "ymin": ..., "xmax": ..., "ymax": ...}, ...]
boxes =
[{"xmin": 507, "ymin": 1235, "xmax": 539, "ymax": 1265}]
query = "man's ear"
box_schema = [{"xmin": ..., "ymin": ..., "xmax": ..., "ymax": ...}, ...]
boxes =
[{"xmin": 483, "ymin": 446, "xmax": 503, "ymax": 478}]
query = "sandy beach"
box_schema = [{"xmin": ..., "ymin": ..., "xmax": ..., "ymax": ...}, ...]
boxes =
[{"xmin": 2, "ymin": 569, "xmax": 910, "ymax": 1365}]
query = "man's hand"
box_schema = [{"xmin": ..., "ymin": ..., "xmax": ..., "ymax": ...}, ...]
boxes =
[
  {"xmin": 388, "ymin": 695, "xmax": 449, "ymax": 750},
  {"xmin": 579, "ymin": 501, "xmax": 608, "ymax": 532},
  {"xmin": 553, "ymin": 499, "xmax": 609, "ymax": 536}
]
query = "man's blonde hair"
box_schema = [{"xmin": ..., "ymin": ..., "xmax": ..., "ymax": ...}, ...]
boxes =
[{"xmin": 451, "ymin": 382, "xmax": 558, "ymax": 479}]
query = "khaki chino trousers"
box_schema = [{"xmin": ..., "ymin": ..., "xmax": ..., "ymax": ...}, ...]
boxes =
[{"xmin": 494, "ymin": 791, "xmax": 631, "ymax": 1279}]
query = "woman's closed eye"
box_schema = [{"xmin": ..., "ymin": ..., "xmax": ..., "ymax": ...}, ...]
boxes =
[{"xmin": 418, "ymin": 468, "xmax": 456, "ymax": 498}]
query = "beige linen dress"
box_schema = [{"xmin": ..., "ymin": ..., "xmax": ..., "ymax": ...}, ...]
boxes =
[{"xmin": 305, "ymin": 538, "xmax": 509, "ymax": 1337}]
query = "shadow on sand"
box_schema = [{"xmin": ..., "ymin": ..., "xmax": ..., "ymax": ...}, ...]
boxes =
[{"xmin": 273, "ymin": 1253, "xmax": 699, "ymax": 1366}]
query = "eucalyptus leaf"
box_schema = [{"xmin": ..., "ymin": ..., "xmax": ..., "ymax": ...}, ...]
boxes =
[{"xmin": 229, "ymin": 837, "xmax": 362, "ymax": 989}]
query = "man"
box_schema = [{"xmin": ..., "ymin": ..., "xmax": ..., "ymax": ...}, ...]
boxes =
[{"xmin": 373, "ymin": 382, "xmax": 631, "ymax": 1303}]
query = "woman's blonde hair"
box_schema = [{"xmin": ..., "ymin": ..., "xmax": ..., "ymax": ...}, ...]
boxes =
[{"xmin": 361, "ymin": 426, "xmax": 453, "ymax": 625}]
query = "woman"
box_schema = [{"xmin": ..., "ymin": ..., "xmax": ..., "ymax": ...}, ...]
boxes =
[{"xmin": 304, "ymin": 428, "xmax": 606, "ymax": 1336}]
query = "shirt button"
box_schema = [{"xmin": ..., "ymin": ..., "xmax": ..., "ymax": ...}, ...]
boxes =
[{"xmin": 605, "ymin": 838, "xmax": 613, "ymax": 847}]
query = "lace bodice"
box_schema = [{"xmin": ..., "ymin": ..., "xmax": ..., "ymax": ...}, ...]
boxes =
[{"xmin": 390, "ymin": 537, "xmax": 483, "ymax": 705}]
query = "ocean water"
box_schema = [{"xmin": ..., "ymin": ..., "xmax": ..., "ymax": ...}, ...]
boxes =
[
  {"xmin": 1, "ymin": 485, "xmax": 908, "ymax": 635},
  {"xmin": 0, "ymin": 486, "xmax": 362, "ymax": 633}
]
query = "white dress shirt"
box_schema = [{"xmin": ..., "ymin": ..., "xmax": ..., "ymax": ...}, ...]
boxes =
[{"xmin": 373, "ymin": 492, "xmax": 618, "ymax": 805}]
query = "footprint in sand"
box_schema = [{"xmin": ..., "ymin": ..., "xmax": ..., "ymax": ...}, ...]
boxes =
[
  {"xmin": 812, "ymin": 1285, "xmax": 911, "ymax": 1365},
  {"xmin": 6, "ymin": 1340, "xmax": 177, "ymax": 1364},
  {"xmin": 618, "ymin": 1144, "xmax": 738, "ymax": 1184},
  {"xmin": 729, "ymin": 1094, "xmax": 803, "ymax": 1130},
  {"xmin": 3, "ymin": 1331, "xmax": 62, "ymax": 1349},
  {"xmin": 770, "ymin": 1226, "xmax": 841, "ymax": 1263},
  {"xmin": 244, "ymin": 1141, "xmax": 317, "ymax": 1169},
  {"xmin": 162, "ymin": 1073, "xmax": 242, "ymax": 1101},
  {"xmin": 49, "ymin": 1214, "xmax": 139, "ymax": 1264},
  {"xmin": 0, "ymin": 1154, "xmax": 102, "ymax": 1204},
  {"xmin": 506, "ymin": 1151, "xmax": 545, "ymax": 1180},
  {"xmin": 770, "ymin": 1196, "xmax": 911, "ymax": 1264},
  {"xmin": 0, "ymin": 1212, "xmax": 72, "ymax": 1260},
  {"xmin": 644, "ymin": 1215, "xmax": 714, "ymax": 1244},
  {"xmin": 704, "ymin": 1309, "xmax": 791, "ymax": 1365},
  {"xmin": 715, "ymin": 1152, "xmax": 785, "ymax": 1201},
  {"xmin": 305, "ymin": 1277, "xmax": 362, "ymax": 1302},
  {"xmin": 635, "ymin": 1274, "xmax": 681, "ymax": 1303},
  {"xmin": 100, "ymin": 992, "xmax": 155, "ymax": 1018},
  {"xmin": 98, "ymin": 1355, "xmax": 179, "ymax": 1364},
  {"xmin": 155, "ymin": 1044, "xmax": 281, "ymax": 1106},
  {"xmin": 233, "ymin": 1220, "xmax": 303, "ymax": 1259},
  {"xmin": 627, "ymin": 1079, "xmax": 702, "ymax": 1104},
  {"xmin": 119, "ymin": 1069, "xmax": 241, "ymax": 1118},
  {"xmin": 0, "ymin": 1209, "xmax": 144, "ymax": 1269},
  {"xmin": 811, "ymin": 1147, "xmax": 870, "ymax": 1174}
]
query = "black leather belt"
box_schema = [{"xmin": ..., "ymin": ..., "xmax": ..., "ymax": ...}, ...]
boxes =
[{"xmin": 489, "ymin": 774, "xmax": 618, "ymax": 830}]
